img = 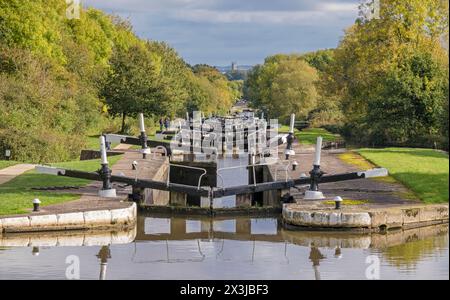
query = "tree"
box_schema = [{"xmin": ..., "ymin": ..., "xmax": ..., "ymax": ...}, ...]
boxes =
[
  {"xmin": 366, "ymin": 52, "xmax": 448, "ymax": 146},
  {"xmin": 323, "ymin": 0, "xmax": 449, "ymax": 146},
  {"xmin": 301, "ymin": 49, "xmax": 335, "ymax": 73},
  {"xmin": 191, "ymin": 65, "xmax": 236, "ymax": 114},
  {"xmin": 244, "ymin": 55, "xmax": 319, "ymax": 122},
  {"xmin": 146, "ymin": 41, "xmax": 190, "ymax": 117},
  {"xmin": 101, "ymin": 43, "xmax": 161, "ymax": 133}
]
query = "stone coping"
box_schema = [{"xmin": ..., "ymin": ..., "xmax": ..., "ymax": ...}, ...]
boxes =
[
  {"xmin": 283, "ymin": 203, "xmax": 449, "ymax": 232},
  {"xmin": 0, "ymin": 203, "xmax": 137, "ymax": 234}
]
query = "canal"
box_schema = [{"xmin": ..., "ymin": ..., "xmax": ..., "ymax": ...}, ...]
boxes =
[{"xmin": 0, "ymin": 214, "xmax": 448, "ymax": 280}]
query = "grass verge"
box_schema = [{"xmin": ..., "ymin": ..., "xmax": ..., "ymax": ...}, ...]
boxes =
[
  {"xmin": 296, "ymin": 128, "xmax": 342, "ymax": 145},
  {"xmin": 357, "ymin": 148, "xmax": 449, "ymax": 204},
  {"xmin": 0, "ymin": 156, "xmax": 122, "ymax": 216}
]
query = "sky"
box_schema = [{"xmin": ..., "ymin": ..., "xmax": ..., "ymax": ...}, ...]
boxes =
[{"xmin": 82, "ymin": 0, "xmax": 361, "ymax": 66}]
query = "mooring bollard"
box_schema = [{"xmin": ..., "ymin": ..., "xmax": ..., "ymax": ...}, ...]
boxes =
[
  {"xmin": 33, "ymin": 198, "xmax": 41, "ymax": 212},
  {"xmin": 132, "ymin": 160, "xmax": 138, "ymax": 170},
  {"xmin": 304, "ymin": 137, "xmax": 325, "ymax": 200},
  {"xmin": 98, "ymin": 136, "xmax": 117, "ymax": 198},
  {"xmin": 285, "ymin": 114, "xmax": 296, "ymax": 160},
  {"xmin": 292, "ymin": 161, "xmax": 298, "ymax": 171},
  {"xmin": 139, "ymin": 113, "xmax": 151, "ymax": 159},
  {"xmin": 334, "ymin": 196, "xmax": 343, "ymax": 210}
]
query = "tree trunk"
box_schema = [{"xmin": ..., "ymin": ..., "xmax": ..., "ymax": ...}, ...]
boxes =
[{"xmin": 121, "ymin": 112, "xmax": 127, "ymax": 134}]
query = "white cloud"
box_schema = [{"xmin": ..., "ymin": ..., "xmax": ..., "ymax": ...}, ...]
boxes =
[
  {"xmin": 171, "ymin": 9, "xmax": 325, "ymax": 24},
  {"xmin": 319, "ymin": 2, "xmax": 359, "ymax": 13}
]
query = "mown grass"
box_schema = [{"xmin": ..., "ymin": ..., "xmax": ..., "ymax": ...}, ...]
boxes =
[
  {"xmin": 0, "ymin": 156, "xmax": 122, "ymax": 216},
  {"xmin": 296, "ymin": 128, "xmax": 342, "ymax": 145},
  {"xmin": 279, "ymin": 126, "xmax": 341, "ymax": 145},
  {"xmin": 357, "ymin": 148, "xmax": 449, "ymax": 204},
  {"xmin": 339, "ymin": 152, "xmax": 399, "ymax": 184}
]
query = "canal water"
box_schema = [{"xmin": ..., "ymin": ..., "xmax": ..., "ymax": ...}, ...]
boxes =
[{"xmin": 0, "ymin": 214, "xmax": 448, "ymax": 280}]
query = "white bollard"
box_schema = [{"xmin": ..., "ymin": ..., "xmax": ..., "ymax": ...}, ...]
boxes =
[
  {"xmin": 304, "ymin": 136, "xmax": 325, "ymax": 200},
  {"xmin": 289, "ymin": 114, "xmax": 296, "ymax": 134},
  {"xmin": 98, "ymin": 136, "xmax": 116, "ymax": 198},
  {"xmin": 139, "ymin": 113, "xmax": 146, "ymax": 133},
  {"xmin": 100, "ymin": 136, "xmax": 108, "ymax": 165},
  {"xmin": 138, "ymin": 113, "xmax": 151, "ymax": 157},
  {"xmin": 314, "ymin": 136, "xmax": 323, "ymax": 166}
]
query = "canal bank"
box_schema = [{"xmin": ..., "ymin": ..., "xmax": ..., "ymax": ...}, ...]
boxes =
[
  {"xmin": 0, "ymin": 148, "xmax": 155, "ymax": 234},
  {"xmin": 283, "ymin": 203, "xmax": 449, "ymax": 232},
  {"xmin": 265, "ymin": 141, "xmax": 449, "ymax": 231},
  {"xmin": 0, "ymin": 203, "xmax": 136, "ymax": 234}
]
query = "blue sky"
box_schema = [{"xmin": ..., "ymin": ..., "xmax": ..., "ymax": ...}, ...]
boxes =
[{"xmin": 83, "ymin": 0, "xmax": 360, "ymax": 66}]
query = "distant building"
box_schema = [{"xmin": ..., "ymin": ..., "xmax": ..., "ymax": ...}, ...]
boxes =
[{"xmin": 231, "ymin": 62, "xmax": 238, "ymax": 72}]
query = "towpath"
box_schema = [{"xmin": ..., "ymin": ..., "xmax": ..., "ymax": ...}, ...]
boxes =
[{"xmin": 0, "ymin": 164, "xmax": 36, "ymax": 185}]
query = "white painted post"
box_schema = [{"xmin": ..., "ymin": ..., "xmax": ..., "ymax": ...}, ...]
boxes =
[
  {"xmin": 138, "ymin": 113, "xmax": 150, "ymax": 158},
  {"xmin": 100, "ymin": 136, "xmax": 108, "ymax": 165},
  {"xmin": 98, "ymin": 135, "xmax": 116, "ymax": 198},
  {"xmin": 304, "ymin": 136, "xmax": 325, "ymax": 200},
  {"xmin": 314, "ymin": 137, "xmax": 323, "ymax": 166},
  {"xmin": 139, "ymin": 113, "xmax": 146, "ymax": 133},
  {"xmin": 289, "ymin": 114, "xmax": 295, "ymax": 134}
]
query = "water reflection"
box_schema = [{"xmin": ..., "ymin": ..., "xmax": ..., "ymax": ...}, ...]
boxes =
[
  {"xmin": 309, "ymin": 244, "xmax": 325, "ymax": 280},
  {"xmin": 0, "ymin": 214, "xmax": 448, "ymax": 280},
  {"xmin": 97, "ymin": 246, "xmax": 111, "ymax": 280}
]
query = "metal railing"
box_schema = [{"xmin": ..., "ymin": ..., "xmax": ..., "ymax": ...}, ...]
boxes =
[
  {"xmin": 216, "ymin": 155, "xmax": 287, "ymax": 188},
  {"xmin": 167, "ymin": 163, "xmax": 208, "ymax": 190}
]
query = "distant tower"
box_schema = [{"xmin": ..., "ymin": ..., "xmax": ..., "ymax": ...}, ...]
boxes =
[{"xmin": 231, "ymin": 62, "xmax": 238, "ymax": 72}]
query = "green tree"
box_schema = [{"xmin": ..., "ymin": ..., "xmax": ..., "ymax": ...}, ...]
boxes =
[
  {"xmin": 366, "ymin": 52, "xmax": 448, "ymax": 146},
  {"xmin": 323, "ymin": 0, "xmax": 449, "ymax": 147},
  {"xmin": 301, "ymin": 49, "xmax": 335, "ymax": 73},
  {"xmin": 101, "ymin": 43, "xmax": 161, "ymax": 133},
  {"xmin": 244, "ymin": 55, "xmax": 319, "ymax": 122},
  {"xmin": 146, "ymin": 41, "xmax": 190, "ymax": 117},
  {"xmin": 191, "ymin": 65, "xmax": 235, "ymax": 114}
]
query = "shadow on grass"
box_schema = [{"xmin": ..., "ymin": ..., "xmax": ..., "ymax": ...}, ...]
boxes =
[{"xmin": 390, "ymin": 172, "xmax": 449, "ymax": 204}]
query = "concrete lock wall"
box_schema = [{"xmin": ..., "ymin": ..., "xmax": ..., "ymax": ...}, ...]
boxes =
[
  {"xmin": 144, "ymin": 159, "xmax": 170, "ymax": 206},
  {"xmin": 169, "ymin": 161, "xmax": 217, "ymax": 207},
  {"xmin": 263, "ymin": 165, "xmax": 283, "ymax": 207},
  {"xmin": 0, "ymin": 203, "xmax": 137, "ymax": 234},
  {"xmin": 282, "ymin": 204, "xmax": 449, "ymax": 231},
  {"xmin": 164, "ymin": 159, "xmax": 281, "ymax": 209}
]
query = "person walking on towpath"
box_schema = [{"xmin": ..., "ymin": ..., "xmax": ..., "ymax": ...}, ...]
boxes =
[
  {"xmin": 159, "ymin": 118, "xmax": 164, "ymax": 132},
  {"xmin": 164, "ymin": 117, "xmax": 170, "ymax": 131}
]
